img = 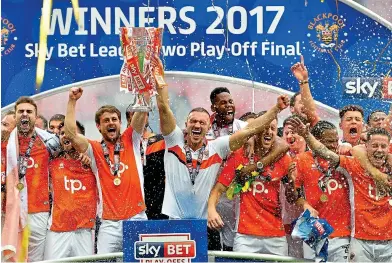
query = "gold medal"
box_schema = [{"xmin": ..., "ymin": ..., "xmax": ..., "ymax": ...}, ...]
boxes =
[
  {"xmin": 17, "ymin": 183, "xmax": 25, "ymax": 191},
  {"xmin": 113, "ymin": 177, "xmax": 121, "ymax": 186},
  {"xmin": 320, "ymin": 193, "xmax": 328, "ymax": 203}
]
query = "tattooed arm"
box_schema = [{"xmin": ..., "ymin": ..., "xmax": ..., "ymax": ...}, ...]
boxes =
[{"xmin": 285, "ymin": 117, "xmax": 340, "ymax": 167}]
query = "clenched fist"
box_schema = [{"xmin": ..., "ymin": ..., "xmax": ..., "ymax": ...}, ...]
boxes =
[
  {"xmin": 69, "ymin": 87, "xmax": 83, "ymax": 101},
  {"xmin": 276, "ymin": 95, "xmax": 290, "ymax": 111}
]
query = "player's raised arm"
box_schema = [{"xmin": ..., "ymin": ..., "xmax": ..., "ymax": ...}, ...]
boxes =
[
  {"xmin": 64, "ymin": 87, "xmax": 89, "ymax": 153},
  {"xmin": 229, "ymin": 95, "xmax": 289, "ymax": 152}
]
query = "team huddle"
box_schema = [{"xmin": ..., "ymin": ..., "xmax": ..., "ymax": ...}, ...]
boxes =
[{"xmin": 1, "ymin": 56, "xmax": 392, "ymax": 262}]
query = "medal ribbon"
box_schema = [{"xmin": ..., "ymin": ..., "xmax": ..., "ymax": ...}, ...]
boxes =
[
  {"xmin": 101, "ymin": 140, "xmax": 121, "ymax": 176},
  {"xmin": 212, "ymin": 120, "xmax": 234, "ymax": 138},
  {"xmin": 313, "ymin": 154, "xmax": 333, "ymax": 193},
  {"xmin": 18, "ymin": 131, "xmax": 37, "ymax": 181},
  {"xmin": 184, "ymin": 143, "xmax": 206, "ymax": 185},
  {"xmin": 140, "ymin": 138, "xmax": 148, "ymax": 166}
]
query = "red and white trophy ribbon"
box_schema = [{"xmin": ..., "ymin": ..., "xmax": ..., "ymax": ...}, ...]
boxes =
[{"xmin": 120, "ymin": 27, "xmax": 167, "ymax": 112}]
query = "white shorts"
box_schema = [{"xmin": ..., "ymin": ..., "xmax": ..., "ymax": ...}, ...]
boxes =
[
  {"xmin": 97, "ymin": 211, "xmax": 147, "ymax": 254},
  {"xmin": 349, "ymin": 237, "xmax": 392, "ymax": 262},
  {"xmin": 304, "ymin": 237, "xmax": 350, "ymax": 262},
  {"xmin": 28, "ymin": 212, "xmax": 49, "ymax": 262},
  {"xmin": 233, "ymin": 233, "xmax": 288, "ymax": 256},
  {"xmin": 44, "ymin": 229, "xmax": 94, "ymax": 260}
]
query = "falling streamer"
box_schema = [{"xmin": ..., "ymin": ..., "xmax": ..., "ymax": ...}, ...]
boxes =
[
  {"xmin": 385, "ymin": 67, "xmax": 392, "ymax": 78},
  {"xmin": 211, "ymin": 0, "xmax": 230, "ymax": 56},
  {"xmin": 36, "ymin": 0, "xmax": 80, "ymax": 92},
  {"xmin": 363, "ymin": 38, "xmax": 392, "ymax": 72},
  {"xmin": 147, "ymin": 0, "xmax": 151, "ymax": 26},
  {"xmin": 245, "ymin": 58, "xmax": 256, "ymax": 112},
  {"xmin": 35, "ymin": 0, "xmax": 52, "ymax": 92},
  {"xmin": 71, "ymin": 0, "xmax": 81, "ymax": 26},
  {"xmin": 327, "ymin": 50, "xmax": 342, "ymax": 84},
  {"xmin": 225, "ymin": 0, "xmax": 229, "ymax": 54}
]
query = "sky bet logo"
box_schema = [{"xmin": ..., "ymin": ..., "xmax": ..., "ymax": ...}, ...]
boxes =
[
  {"xmin": 134, "ymin": 233, "xmax": 196, "ymax": 263},
  {"xmin": 343, "ymin": 77, "xmax": 392, "ymax": 99}
]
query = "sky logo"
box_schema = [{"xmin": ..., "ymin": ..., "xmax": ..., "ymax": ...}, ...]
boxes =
[{"xmin": 343, "ymin": 77, "xmax": 392, "ymax": 99}]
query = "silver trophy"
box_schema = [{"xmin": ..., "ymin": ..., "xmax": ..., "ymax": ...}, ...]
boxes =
[{"xmin": 120, "ymin": 27, "xmax": 164, "ymax": 112}]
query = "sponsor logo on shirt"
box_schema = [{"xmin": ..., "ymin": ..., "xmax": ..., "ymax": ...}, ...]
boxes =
[
  {"xmin": 326, "ymin": 179, "xmax": 347, "ymax": 195},
  {"xmin": 27, "ymin": 157, "xmax": 39, "ymax": 169},
  {"xmin": 64, "ymin": 176, "xmax": 86, "ymax": 194},
  {"xmin": 109, "ymin": 161, "xmax": 128, "ymax": 176},
  {"xmin": 368, "ymin": 184, "xmax": 392, "ymax": 206},
  {"xmin": 252, "ymin": 181, "xmax": 269, "ymax": 195}
]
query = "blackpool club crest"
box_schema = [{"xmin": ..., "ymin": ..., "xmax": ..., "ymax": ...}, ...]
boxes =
[{"xmin": 307, "ymin": 13, "xmax": 347, "ymax": 53}]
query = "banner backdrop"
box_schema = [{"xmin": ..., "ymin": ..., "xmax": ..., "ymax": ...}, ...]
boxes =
[{"xmin": 1, "ymin": 0, "xmax": 392, "ymax": 113}]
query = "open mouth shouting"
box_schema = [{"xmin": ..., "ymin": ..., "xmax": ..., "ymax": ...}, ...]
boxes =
[
  {"xmin": 226, "ymin": 109, "xmax": 234, "ymax": 117},
  {"xmin": 371, "ymin": 152, "xmax": 387, "ymax": 168},
  {"xmin": 220, "ymin": 109, "xmax": 234, "ymax": 122},
  {"xmin": 19, "ymin": 118, "xmax": 31, "ymax": 132},
  {"xmin": 373, "ymin": 153, "xmax": 386, "ymax": 162},
  {"xmin": 191, "ymin": 129, "xmax": 202, "ymax": 139},
  {"xmin": 287, "ymin": 137, "xmax": 296, "ymax": 145},
  {"xmin": 63, "ymin": 139, "xmax": 71, "ymax": 146},
  {"xmin": 107, "ymin": 127, "xmax": 117, "ymax": 135},
  {"xmin": 263, "ymin": 134, "xmax": 272, "ymax": 143},
  {"xmin": 349, "ymin": 127, "xmax": 358, "ymax": 138}
]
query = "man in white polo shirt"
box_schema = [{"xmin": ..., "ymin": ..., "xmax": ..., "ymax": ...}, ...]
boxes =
[{"xmin": 155, "ymin": 82, "xmax": 289, "ymax": 221}]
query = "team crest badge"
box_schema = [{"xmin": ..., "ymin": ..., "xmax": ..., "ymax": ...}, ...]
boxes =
[
  {"xmin": 307, "ymin": 13, "xmax": 347, "ymax": 52},
  {"xmin": 1, "ymin": 17, "xmax": 17, "ymax": 55}
]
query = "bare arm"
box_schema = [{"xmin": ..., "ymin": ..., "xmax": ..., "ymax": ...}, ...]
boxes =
[
  {"xmin": 64, "ymin": 87, "xmax": 89, "ymax": 153},
  {"xmin": 130, "ymin": 92, "xmax": 150, "ymax": 134},
  {"xmin": 207, "ymin": 182, "xmax": 228, "ymax": 230},
  {"xmin": 156, "ymin": 83, "xmax": 177, "ymax": 136},
  {"xmin": 296, "ymin": 198, "xmax": 319, "ymax": 217},
  {"xmin": 229, "ymin": 95, "xmax": 289, "ymax": 152},
  {"xmin": 240, "ymin": 137, "xmax": 289, "ymax": 176},
  {"xmin": 285, "ymin": 162, "xmax": 298, "ymax": 204},
  {"xmin": 291, "ymin": 55, "xmax": 320, "ymax": 127},
  {"xmin": 352, "ymin": 145, "xmax": 392, "ymax": 189},
  {"xmin": 287, "ymin": 117, "xmax": 340, "ymax": 167}
]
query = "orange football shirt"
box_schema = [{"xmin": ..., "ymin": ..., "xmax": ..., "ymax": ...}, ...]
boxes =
[
  {"xmin": 19, "ymin": 136, "xmax": 50, "ymax": 213},
  {"xmin": 339, "ymin": 156, "xmax": 392, "ymax": 240},
  {"xmin": 219, "ymin": 148, "xmax": 291, "ymax": 237},
  {"xmin": 88, "ymin": 126, "xmax": 146, "ymax": 220},
  {"xmin": 295, "ymin": 152, "xmax": 351, "ymax": 237},
  {"xmin": 49, "ymin": 157, "xmax": 97, "ymax": 231}
]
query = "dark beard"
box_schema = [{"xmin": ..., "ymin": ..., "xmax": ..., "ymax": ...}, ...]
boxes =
[{"xmin": 17, "ymin": 121, "xmax": 34, "ymax": 136}]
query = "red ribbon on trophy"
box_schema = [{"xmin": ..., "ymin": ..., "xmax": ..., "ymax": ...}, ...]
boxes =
[{"xmin": 120, "ymin": 27, "xmax": 167, "ymax": 111}]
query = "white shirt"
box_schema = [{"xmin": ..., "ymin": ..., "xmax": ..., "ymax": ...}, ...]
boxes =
[
  {"xmin": 206, "ymin": 118, "xmax": 247, "ymax": 140},
  {"xmin": 206, "ymin": 118, "xmax": 247, "ymax": 247},
  {"xmin": 162, "ymin": 126, "xmax": 231, "ymax": 219}
]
